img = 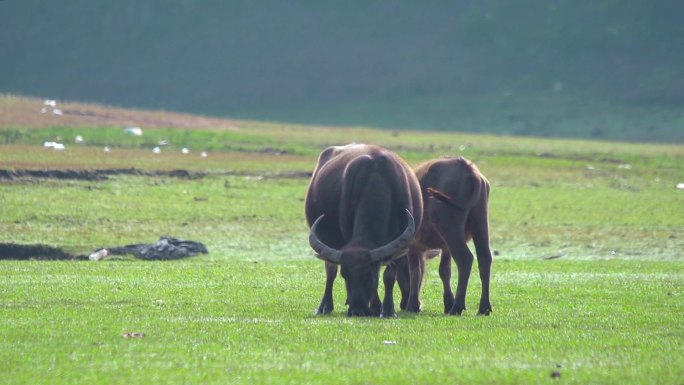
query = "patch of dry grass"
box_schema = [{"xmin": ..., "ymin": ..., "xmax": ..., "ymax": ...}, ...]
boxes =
[{"xmin": 0, "ymin": 94, "xmax": 239, "ymax": 130}]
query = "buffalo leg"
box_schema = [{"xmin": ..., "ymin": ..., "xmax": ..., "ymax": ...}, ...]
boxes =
[
  {"xmin": 439, "ymin": 248, "xmax": 455, "ymax": 313},
  {"xmin": 316, "ymin": 261, "xmax": 337, "ymax": 315},
  {"xmin": 370, "ymin": 291, "xmax": 382, "ymax": 317},
  {"xmin": 405, "ymin": 247, "xmax": 425, "ymax": 312},
  {"xmin": 396, "ymin": 256, "xmax": 410, "ymax": 310},
  {"xmin": 381, "ymin": 263, "xmax": 398, "ymax": 317}
]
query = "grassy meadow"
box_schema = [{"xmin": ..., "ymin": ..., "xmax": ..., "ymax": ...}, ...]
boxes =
[{"xmin": 0, "ymin": 97, "xmax": 683, "ymax": 384}]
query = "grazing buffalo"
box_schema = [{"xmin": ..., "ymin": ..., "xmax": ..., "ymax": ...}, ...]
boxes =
[
  {"xmin": 305, "ymin": 144, "xmax": 423, "ymax": 317},
  {"xmin": 390, "ymin": 156, "xmax": 493, "ymax": 315}
]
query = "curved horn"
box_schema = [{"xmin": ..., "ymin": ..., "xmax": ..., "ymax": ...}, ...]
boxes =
[
  {"xmin": 370, "ymin": 209, "xmax": 415, "ymax": 263},
  {"xmin": 309, "ymin": 215, "xmax": 343, "ymax": 264}
]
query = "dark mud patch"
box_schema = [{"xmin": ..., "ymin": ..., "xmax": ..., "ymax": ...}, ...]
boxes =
[
  {"xmin": 0, "ymin": 237, "xmax": 210, "ymax": 261},
  {"xmin": 0, "ymin": 243, "xmax": 83, "ymax": 260},
  {"xmin": 0, "ymin": 168, "xmax": 311, "ymax": 181},
  {"xmin": 0, "ymin": 168, "xmax": 206, "ymax": 181},
  {"xmin": 0, "ymin": 169, "xmax": 110, "ymax": 181}
]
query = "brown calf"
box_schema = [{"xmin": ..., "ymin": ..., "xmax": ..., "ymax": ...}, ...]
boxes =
[{"xmin": 390, "ymin": 156, "xmax": 493, "ymax": 315}]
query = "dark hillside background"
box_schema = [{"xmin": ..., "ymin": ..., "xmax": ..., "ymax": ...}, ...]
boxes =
[{"xmin": 2, "ymin": 1, "xmax": 683, "ymax": 142}]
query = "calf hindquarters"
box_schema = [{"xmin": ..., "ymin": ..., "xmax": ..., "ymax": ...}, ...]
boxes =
[{"xmin": 400, "ymin": 157, "xmax": 493, "ymax": 315}]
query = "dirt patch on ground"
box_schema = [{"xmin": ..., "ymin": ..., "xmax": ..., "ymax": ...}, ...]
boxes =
[
  {"xmin": 0, "ymin": 243, "xmax": 83, "ymax": 260},
  {"xmin": 0, "ymin": 168, "xmax": 312, "ymax": 181},
  {"xmin": 1, "ymin": 94, "xmax": 239, "ymax": 130}
]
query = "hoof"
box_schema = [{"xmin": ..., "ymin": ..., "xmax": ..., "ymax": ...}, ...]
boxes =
[
  {"xmin": 381, "ymin": 304, "xmax": 397, "ymax": 318},
  {"xmin": 448, "ymin": 304, "xmax": 466, "ymax": 316},
  {"xmin": 477, "ymin": 307, "xmax": 492, "ymax": 316},
  {"xmin": 347, "ymin": 307, "xmax": 372, "ymax": 317},
  {"xmin": 443, "ymin": 296, "xmax": 455, "ymax": 314},
  {"xmin": 316, "ymin": 304, "xmax": 333, "ymax": 315},
  {"xmin": 478, "ymin": 301, "xmax": 492, "ymax": 316},
  {"xmin": 405, "ymin": 299, "xmax": 422, "ymax": 313},
  {"xmin": 370, "ymin": 297, "xmax": 382, "ymax": 317}
]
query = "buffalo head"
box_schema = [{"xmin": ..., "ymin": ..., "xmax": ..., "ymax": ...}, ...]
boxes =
[{"xmin": 309, "ymin": 209, "xmax": 415, "ymax": 316}]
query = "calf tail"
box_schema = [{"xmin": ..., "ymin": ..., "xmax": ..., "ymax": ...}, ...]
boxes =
[{"xmin": 426, "ymin": 173, "xmax": 482, "ymax": 210}]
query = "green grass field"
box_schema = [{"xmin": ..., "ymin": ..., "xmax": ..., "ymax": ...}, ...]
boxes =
[{"xmin": 1, "ymin": 108, "xmax": 683, "ymax": 384}]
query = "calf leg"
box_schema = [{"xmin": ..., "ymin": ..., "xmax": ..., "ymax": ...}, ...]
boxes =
[
  {"xmin": 439, "ymin": 248, "xmax": 455, "ymax": 313},
  {"xmin": 435, "ymin": 211, "xmax": 473, "ymax": 316},
  {"xmin": 474, "ymin": 241, "xmax": 492, "ymax": 316},
  {"xmin": 430, "ymin": 205, "xmax": 473, "ymax": 315},
  {"xmin": 381, "ymin": 263, "xmax": 398, "ymax": 317},
  {"xmin": 316, "ymin": 261, "xmax": 337, "ymax": 315},
  {"xmin": 471, "ymin": 200, "xmax": 493, "ymax": 315},
  {"xmin": 445, "ymin": 239, "xmax": 474, "ymax": 315},
  {"xmin": 405, "ymin": 247, "xmax": 425, "ymax": 312}
]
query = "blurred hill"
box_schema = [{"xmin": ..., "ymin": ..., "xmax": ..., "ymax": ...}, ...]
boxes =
[{"xmin": 1, "ymin": 1, "xmax": 683, "ymax": 142}]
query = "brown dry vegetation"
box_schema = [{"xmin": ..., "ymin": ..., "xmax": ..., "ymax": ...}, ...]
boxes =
[{"xmin": 0, "ymin": 94, "xmax": 239, "ymax": 130}]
